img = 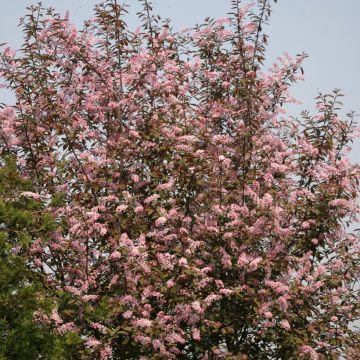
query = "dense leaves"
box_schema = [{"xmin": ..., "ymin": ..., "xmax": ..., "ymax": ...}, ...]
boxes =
[
  {"xmin": 0, "ymin": 0, "xmax": 359, "ymax": 359},
  {"xmin": 0, "ymin": 157, "xmax": 83, "ymax": 359}
]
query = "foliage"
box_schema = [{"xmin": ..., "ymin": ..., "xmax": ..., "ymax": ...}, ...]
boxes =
[
  {"xmin": 0, "ymin": 0, "xmax": 359, "ymax": 359},
  {"xmin": 0, "ymin": 156, "xmax": 83, "ymax": 359}
]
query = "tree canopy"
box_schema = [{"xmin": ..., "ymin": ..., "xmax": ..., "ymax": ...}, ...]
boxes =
[{"xmin": 0, "ymin": 0, "xmax": 359, "ymax": 359}]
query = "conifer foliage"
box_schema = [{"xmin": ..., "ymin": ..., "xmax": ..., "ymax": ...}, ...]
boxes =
[{"xmin": 0, "ymin": 0, "xmax": 359, "ymax": 358}]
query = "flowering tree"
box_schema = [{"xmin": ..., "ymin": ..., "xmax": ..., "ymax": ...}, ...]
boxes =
[{"xmin": 0, "ymin": 0, "xmax": 359, "ymax": 359}]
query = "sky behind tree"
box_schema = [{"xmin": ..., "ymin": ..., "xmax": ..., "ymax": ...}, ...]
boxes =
[{"xmin": 2, "ymin": 0, "xmax": 359, "ymax": 160}]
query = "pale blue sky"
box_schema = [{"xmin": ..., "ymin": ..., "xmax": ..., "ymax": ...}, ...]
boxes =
[{"xmin": 2, "ymin": 0, "xmax": 359, "ymax": 160}]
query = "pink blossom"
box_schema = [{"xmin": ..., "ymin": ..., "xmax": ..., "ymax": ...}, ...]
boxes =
[
  {"xmin": 133, "ymin": 318, "xmax": 152, "ymax": 328},
  {"xmin": 64, "ymin": 286, "xmax": 82, "ymax": 296},
  {"xmin": 134, "ymin": 205, "xmax": 144, "ymax": 214},
  {"xmin": 100, "ymin": 345, "xmax": 113, "ymax": 360},
  {"xmin": 166, "ymin": 332, "xmax": 186, "ymax": 344},
  {"xmin": 157, "ymin": 178, "xmax": 174, "ymax": 190},
  {"xmin": 91, "ymin": 322, "xmax": 108, "ymax": 334},
  {"xmin": 20, "ymin": 191, "xmax": 42, "ymax": 200},
  {"xmin": 249, "ymin": 257, "xmax": 262, "ymax": 270},
  {"xmin": 50, "ymin": 309, "xmax": 63, "ymax": 325},
  {"xmin": 155, "ymin": 216, "xmax": 167, "ymax": 227},
  {"xmin": 264, "ymin": 311, "xmax": 273, "ymax": 319},
  {"xmin": 280, "ymin": 319, "xmax": 291, "ymax": 331},
  {"xmin": 191, "ymin": 301, "xmax": 202, "ymax": 313},
  {"xmin": 131, "ymin": 174, "xmax": 140, "ymax": 182},
  {"xmin": 57, "ymin": 322, "xmax": 78, "ymax": 335},
  {"xmin": 277, "ymin": 296, "xmax": 289, "ymax": 312},
  {"xmin": 115, "ymin": 204, "xmax": 128, "ymax": 213},
  {"xmin": 192, "ymin": 328, "xmax": 201, "ymax": 340},
  {"xmin": 178, "ymin": 257, "xmax": 188, "ymax": 267},
  {"xmin": 144, "ymin": 194, "xmax": 160, "ymax": 204},
  {"xmin": 110, "ymin": 251, "xmax": 121, "ymax": 260},
  {"xmin": 300, "ymin": 345, "xmax": 319, "ymax": 360},
  {"xmin": 123, "ymin": 310, "xmax": 133, "ymax": 319},
  {"xmin": 86, "ymin": 338, "xmax": 101, "ymax": 348},
  {"xmin": 82, "ymin": 294, "xmax": 100, "ymax": 302}
]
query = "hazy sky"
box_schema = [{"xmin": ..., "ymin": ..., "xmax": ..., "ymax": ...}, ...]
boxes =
[{"xmin": 2, "ymin": 0, "xmax": 359, "ymax": 160}]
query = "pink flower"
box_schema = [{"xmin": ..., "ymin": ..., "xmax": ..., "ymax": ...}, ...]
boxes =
[
  {"xmin": 166, "ymin": 332, "xmax": 186, "ymax": 344},
  {"xmin": 133, "ymin": 318, "xmax": 152, "ymax": 328},
  {"xmin": 33, "ymin": 311, "xmax": 51, "ymax": 325},
  {"xmin": 136, "ymin": 335, "xmax": 151, "ymax": 345},
  {"xmin": 223, "ymin": 158, "xmax": 232, "ymax": 167},
  {"xmin": 134, "ymin": 205, "xmax": 144, "ymax": 214},
  {"xmin": 115, "ymin": 204, "xmax": 128, "ymax": 213},
  {"xmin": 3, "ymin": 46, "xmax": 16, "ymax": 58},
  {"xmin": 91, "ymin": 322, "xmax": 108, "ymax": 334},
  {"xmin": 82, "ymin": 294, "xmax": 100, "ymax": 302},
  {"xmin": 152, "ymin": 339, "xmax": 163, "ymax": 349},
  {"xmin": 157, "ymin": 178, "xmax": 174, "ymax": 190},
  {"xmin": 219, "ymin": 288, "xmax": 233, "ymax": 296},
  {"xmin": 144, "ymin": 194, "xmax": 160, "ymax": 204},
  {"xmin": 50, "ymin": 309, "xmax": 63, "ymax": 325},
  {"xmin": 192, "ymin": 328, "xmax": 201, "ymax": 340},
  {"xmin": 191, "ymin": 301, "xmax": 203, "ymax": 313},
  {"xmin": 264, "ymin": 311, "xmax": 273, "ymax": 319},
  {"xmin": 311, "ymin": 238, "xmax": 319, "ymax": 245},
  {"xmin": 249, "ymin": 257, "xmax": 262, "ymax": 270},
  {"xmin": 34, "ymin": 257, "xmax": 43, "ymax": 267},
  {"xmin": 123, "ymin": 310, "xmax": 133, "ymax": 319},
  {"xmin": 204, "ymin": 294, "xmax": 221, "ymax": 305},
  {"xmin": 57, "ymin": 322, "xmax": 77, "ymax": 335},
  {"xmin": 109, "ymin": 274, "xmax": 119, "ymax": 287},
  {"xmin": 100, "ymin": 345, "xmax": 113, "ymax": 360},
  {"xmin": 155, "ymin": 216, "xmax": 167, "ymax": 227},
  {"xmin": 259, "ymin": 193, "xmax": 273, "ymax": 207},
  {"xmin": 110, "ymin": 251, "xmax": 121, "ymax": 260},
  {"xmin": 86, "ymin": 338, "xmax": 101, "ymax": 348},
  {"xmin": 94, "ymin": 223, "xmax": 108, "ymax": 236},
  {"xmin": 300, "ymin": 345, "xmax": 319, "ymax": 360},
  {"xmin": 237, "ymin": 253, "xmax": 250, "ymax": 267},
  {"xmin": 178, "ymin": 257, "xmax": 188, "ymax": 267},
  {"xmin": 280, "ymin": 319, "xmax": 291, "ymax": 331},
  {"xmin": 277, "ymin": 296, "xmax": 289, "ymax": 312},
  {"xmin": 20, "ymin": 191, "xmax": 42, "ymax": 200},
  {"xmin": 214, "ymin": 16, "xmax": 230, "ymax": 25},
  {"xmin": 64, "ymin": 286, "xmax": 82, "ymax": 296}
]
